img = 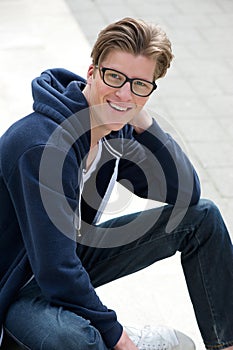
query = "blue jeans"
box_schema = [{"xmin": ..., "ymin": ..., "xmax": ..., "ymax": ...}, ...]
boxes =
[{"xmin": 4, "ymin": 199, "xmax": 233, "ymax": 350}]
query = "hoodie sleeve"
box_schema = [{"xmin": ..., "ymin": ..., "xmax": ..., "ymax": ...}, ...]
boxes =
[
  {"xmin": 3, "ymin": 144, "xmax": 123, "ymax": 349},
  {"xmin": 118, "ymin": 119, "xmax": 201, "ymax": 207}
]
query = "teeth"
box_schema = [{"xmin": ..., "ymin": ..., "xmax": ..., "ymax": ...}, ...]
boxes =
[{"xmin": 109, "ymin": 102, "xmax": 128, "ymax": 112}]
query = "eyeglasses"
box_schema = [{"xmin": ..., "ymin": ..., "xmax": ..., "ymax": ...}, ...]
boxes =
[{"xmin": 96, "ymin": 66, "xmax": 157, "ymax": 97}]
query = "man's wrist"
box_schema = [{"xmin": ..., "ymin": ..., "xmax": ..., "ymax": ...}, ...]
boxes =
[{"xmin": 131, "ymin": 110, "xmax": 153, "ymax": 134}]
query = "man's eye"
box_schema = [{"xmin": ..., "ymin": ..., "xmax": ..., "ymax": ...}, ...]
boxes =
[
  {"xmin": 135, "ymin": 80, "xmax": 146, "ymax": 87},
  {"xmin": 110, "ymin": 73, "xmax": 121, "ymax": 80}
]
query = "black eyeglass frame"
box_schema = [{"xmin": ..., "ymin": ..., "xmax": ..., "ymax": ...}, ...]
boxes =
[{"xmin": 96, "ymin": 66, "xmax": 157, "ymax": 97}]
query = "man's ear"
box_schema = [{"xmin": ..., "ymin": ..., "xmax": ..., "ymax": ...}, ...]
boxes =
[{"xmin": 86, "ymin": 64, "xmax": 95, "ymax": 84}]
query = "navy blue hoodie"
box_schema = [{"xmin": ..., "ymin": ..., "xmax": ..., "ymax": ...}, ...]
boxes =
[{"xmin": 0, "ymin": 68, "xmax": 201, "ymax": 348}]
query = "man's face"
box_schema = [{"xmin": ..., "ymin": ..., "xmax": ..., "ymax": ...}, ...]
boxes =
[{"xmin": 85, "ymin": 50, "xmax": 156, "ymax": 132}]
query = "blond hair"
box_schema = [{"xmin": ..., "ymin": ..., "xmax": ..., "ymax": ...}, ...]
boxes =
[{"xmin": 91, "ymin": 17, "xmax": 174, "ymax": 80}]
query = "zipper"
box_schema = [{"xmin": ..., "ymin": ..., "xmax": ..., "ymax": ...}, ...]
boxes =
[
  {"xmin": 75, "ymin": 138, "xmax": 122, "ymax": 236},
  {"xmin": 75, "ymin": 168, "xmax": 86, "ymax": 238}
]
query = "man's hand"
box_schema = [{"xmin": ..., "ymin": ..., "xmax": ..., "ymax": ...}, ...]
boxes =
[
  {"xmin": 129, "ymin": 108, "xmax": 153, "ymax": 134},
  {"xmin": 114, "ymin": 330, "xmax": 139, "ymax": 350}
]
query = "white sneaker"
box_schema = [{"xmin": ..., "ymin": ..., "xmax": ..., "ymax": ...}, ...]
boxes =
[{"xmin": 124, "ymin": 325, "xmax": 196, "ymax": 350}]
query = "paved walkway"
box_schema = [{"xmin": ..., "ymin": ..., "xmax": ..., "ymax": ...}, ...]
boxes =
[{"xmin": 0, "ymin": 1, "xmax": 232, "ymax": 349}]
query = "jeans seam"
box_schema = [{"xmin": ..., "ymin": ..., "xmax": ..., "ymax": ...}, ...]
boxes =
[{"xmin": 194, "ymin": 232, "xmax": 222, "ymax": 346}]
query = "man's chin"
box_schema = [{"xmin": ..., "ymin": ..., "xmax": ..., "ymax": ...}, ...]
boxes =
[{"xmin": 106, "ymin": 122, "xmax": 126, "ymax": 132}]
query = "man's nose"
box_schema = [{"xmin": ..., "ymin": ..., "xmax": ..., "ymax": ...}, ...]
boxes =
[{"xmin": 115, "ymin": 82, "xmax": 132, "ymax": 100}]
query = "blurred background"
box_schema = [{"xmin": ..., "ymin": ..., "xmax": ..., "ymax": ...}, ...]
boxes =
[{"xmin": 0, "ymin": 1, "xmax": 232, "ymax": 349}]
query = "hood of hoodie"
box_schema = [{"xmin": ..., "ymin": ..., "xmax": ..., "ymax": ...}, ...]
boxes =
[
  {"xmin": 0, "ymin": 69, "xmax": 92, "ymax": 180},
  {"xmin": 32, "ymin": 68, "xmax": 88, "ymax": 121},
  {"xmin": 31, "ymin": 68, "xmax": 93, "ymax": 163}
]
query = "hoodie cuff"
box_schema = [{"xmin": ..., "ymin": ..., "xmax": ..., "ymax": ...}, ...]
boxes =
[{"xmin": 102, "ymin": 321, "xmax": 123, "ymax": 349}]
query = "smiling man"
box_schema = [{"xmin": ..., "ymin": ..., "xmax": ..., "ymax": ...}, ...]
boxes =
[
  {"xmin": 83, "ymin": 50, "xmax": 156, "ymax": 135},
  {"xmin": 0, "ymin": 17, "xmax": 233, "ymax": 350}
]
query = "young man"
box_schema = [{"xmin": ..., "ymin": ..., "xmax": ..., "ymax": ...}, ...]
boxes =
[{"xmin": 0, "ymin": 17, "xmax": 232, "ymax": 350}]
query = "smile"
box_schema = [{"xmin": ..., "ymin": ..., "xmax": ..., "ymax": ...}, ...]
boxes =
[{"xmin": 108, "ymin": 101, "xmax": 131, "ymax": 112}]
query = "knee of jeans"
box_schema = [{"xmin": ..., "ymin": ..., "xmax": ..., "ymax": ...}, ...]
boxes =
[
  {"xmin": 193, "ymin": 198, "xmax": 227, "ymax": 240},
  {"xmin": 198, "ymin": 198, "xmax": 221, "ymax": 220},
  {"xmin": 41, "ymin": 323, "xmax": 104, "ymax": 350}
]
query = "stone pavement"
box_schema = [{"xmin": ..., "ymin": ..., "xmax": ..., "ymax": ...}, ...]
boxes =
[{"xmin": 0, "ymin": 0, "xmax": 232, "ymax": 349}]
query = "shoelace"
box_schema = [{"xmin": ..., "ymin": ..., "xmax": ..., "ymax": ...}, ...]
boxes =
[
  {"xmin": 137, "ymin": 326, "xmax": 173, "ymax": 350},
  {"xmin": 140, "ymin": 346, "xmax": 168, "ymax": 350},
  {"xmin": 140, "ymin": 345, "xmax": 169, "ymax": 350}
]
